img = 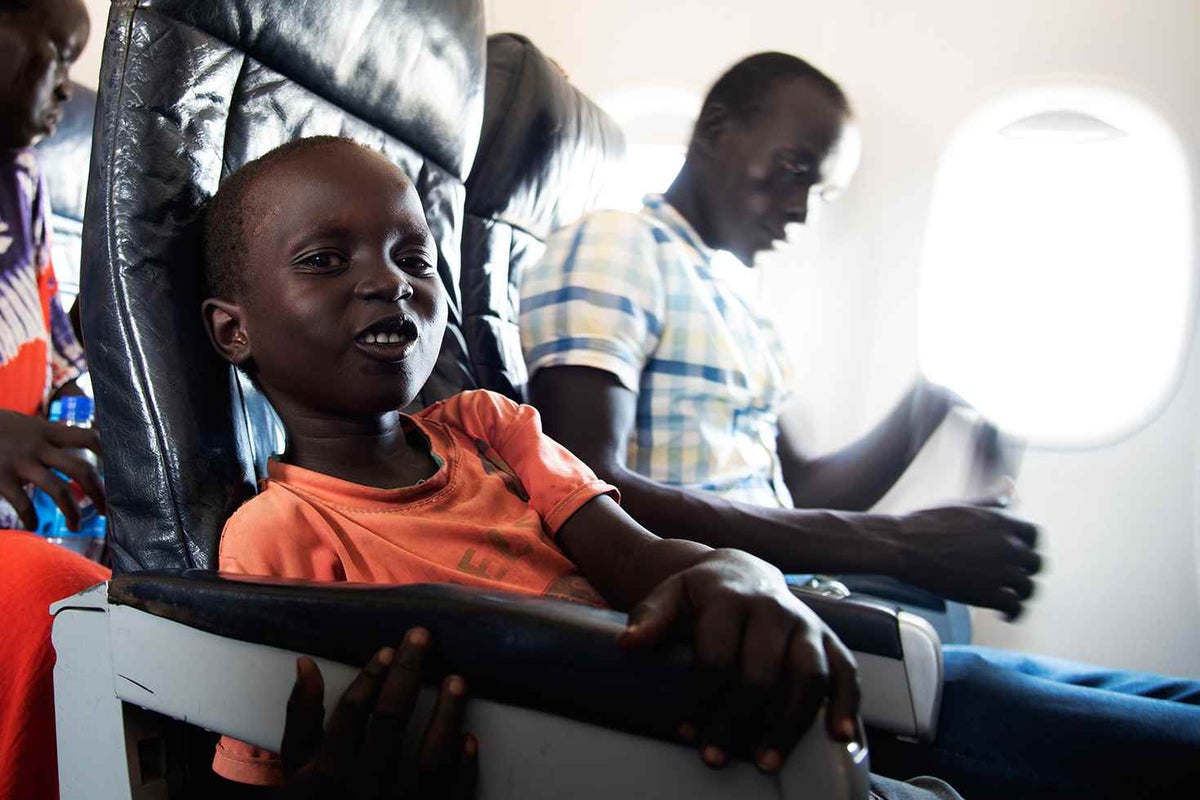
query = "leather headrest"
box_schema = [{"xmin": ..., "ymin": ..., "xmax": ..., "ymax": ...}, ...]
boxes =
[
  {"xmin": 466, "ymin": 33, "xmax": 625, "ymax": 238},
  {"xmin": 141, "ymin": 0, "xmax": 485, "ymax": 181}
]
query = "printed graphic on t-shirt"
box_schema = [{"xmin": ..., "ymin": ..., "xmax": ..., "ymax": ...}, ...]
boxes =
[{"xmin": 473, "ymin": 437, "xmax": 530, "ymax": 501}]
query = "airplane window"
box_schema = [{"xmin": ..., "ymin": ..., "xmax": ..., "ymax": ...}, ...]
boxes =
[
  {"xmin": 600, "ymin": 142, "xmax": 685, "ymax": 211},
  {"xmin": 598, "ymin": 87, "xmax": 697, "ymax": 211},
  {"xmin": 919, "ymin": 85, "xmax": 1193, "ymax": 447}
]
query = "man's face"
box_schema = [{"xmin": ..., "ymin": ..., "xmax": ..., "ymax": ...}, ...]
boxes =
[
  {"xmin": 0, "ymin": 0, "xmax": 89, "ymax": 150},
  {"xmin": 701, "ymin": 78, "xmax": 859, "ymax": 265},
  {"xmin": 230, "ymin": 143, "xmax": 447, "ymax": 421}
]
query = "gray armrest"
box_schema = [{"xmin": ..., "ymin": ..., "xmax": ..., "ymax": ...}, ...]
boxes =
[
  {"xmin": 794, "ymin": 587, "xmax": 943, "ymax": 741},
  {"xmin": 51, "ymin": 575, "xmax": 874, "ymax": 800}
]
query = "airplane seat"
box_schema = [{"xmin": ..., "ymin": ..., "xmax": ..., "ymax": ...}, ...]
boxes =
[
  {"xmin": 461, "ymin": 32, "xmax": 626, "ymax": 401},
  {"xmin": 49, "ymin": 2, "xmax": 934, "ymax": 798},
  {"xmin": 32, "ymin": 81, "xmax": 97, "ymax": 301}
]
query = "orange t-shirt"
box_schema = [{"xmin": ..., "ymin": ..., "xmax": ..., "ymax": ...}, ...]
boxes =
[{"xmin": 213, "ymin": 390, "xmax": 617, "ymax": 785}]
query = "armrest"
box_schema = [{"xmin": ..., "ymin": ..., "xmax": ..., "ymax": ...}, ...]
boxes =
[
  {"xmin": 56, "ymin": 573, "xmax": 874, "ymax": 800},
  {"xmin": 792, "ymin": 586, "xmax": 943, "ymax": 741},
  {"xmin": 109, "ymin": 571, "xmax": 939, "ymax": 743},
  {"xmin": 110, "ymin": 570, "xmax": 696, "ymax": 745},
  {"xmin": 834, "ymin": 575, "xmax": 949, "ymax": 613}
]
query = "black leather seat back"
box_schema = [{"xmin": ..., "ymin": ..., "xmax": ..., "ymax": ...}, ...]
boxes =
[
  {"xmin": 82, "ymin": 0, "xmax": 486, "ymax": 574},
  {"xmin": 462, "ymin": 33, "xmax": 625, "ymax": 401}
]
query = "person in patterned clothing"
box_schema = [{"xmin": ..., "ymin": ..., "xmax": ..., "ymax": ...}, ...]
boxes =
[{"xmin": 0, "ymin": 0, "xmax": 103, "ymax": 531}]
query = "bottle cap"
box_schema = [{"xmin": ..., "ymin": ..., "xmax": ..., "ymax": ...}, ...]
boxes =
[{"xmin": 49, "ymin": 395, "xmax": 95, "ymax": 424}]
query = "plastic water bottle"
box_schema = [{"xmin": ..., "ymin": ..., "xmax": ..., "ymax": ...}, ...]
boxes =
[{"xmin": 32, "ymin": 396, "xmax": 106, "ymax": 561}]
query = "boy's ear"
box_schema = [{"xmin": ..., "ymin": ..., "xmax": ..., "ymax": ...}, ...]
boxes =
[{"xmin": 201, "ymin": 298, "xmax": 252, "ymax": 366}]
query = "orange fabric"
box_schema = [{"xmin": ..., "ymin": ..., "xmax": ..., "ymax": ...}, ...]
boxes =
[
  {"xmin": 213, "ymin": 390, "xmax": 617, "ymax": 785},
  {"xmin": 0, "ymin": 258, "xmax": 60, "ymax": 415},
  {"xmin": 0, "ymin": 338, "xmax": 49, "ymax": 415},
  {"xmin": 0, "ymin": 530, "xmax": 109, "ymax": 800}
]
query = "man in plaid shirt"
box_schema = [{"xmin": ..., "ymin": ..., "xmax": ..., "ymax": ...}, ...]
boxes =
[{"xmin": 520, "ymin": 51, "xmax": 1200, "ymax": 800}]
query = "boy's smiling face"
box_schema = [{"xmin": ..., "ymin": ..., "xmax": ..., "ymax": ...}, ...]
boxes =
[{"xmin": 204, "ymin": 141, "xmax": 447, "ymax": 422}]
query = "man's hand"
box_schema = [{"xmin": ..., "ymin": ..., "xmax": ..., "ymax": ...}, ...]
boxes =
[
  {"xmin": 0, "ymin": 409, "xmax": 104, "ymax": 531},
  {"xmin": 280, "ymin": 628, "xmax": 478, "ymax": 799},
  {"xmin": 890, "ymin": 505, "xmax": 1041, "ymax": 619},
  {"xmin": 617, "ymin": 550, "xmax": 860, "ymax": 774}
]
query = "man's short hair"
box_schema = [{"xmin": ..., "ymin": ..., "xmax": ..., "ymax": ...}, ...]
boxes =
[
  {"xmin": 202, "ymin": 135, "xmax": 360, "ymax": 300},
  {"xmin": 0, "ymin": 1, "xmax": 37, "ymax": 14},
  {"xmin": 699, "ymin": 52, "xmax": 850, "ymax": 126}
]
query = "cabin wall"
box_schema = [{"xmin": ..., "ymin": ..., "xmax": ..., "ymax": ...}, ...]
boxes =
[
  {"xmin": 488, "ymin": 0, "xmax": 1200, "ymax": 676},
  {"xmin": 74, "ymin": 0, "xmax": 105, "ymax": 91}
]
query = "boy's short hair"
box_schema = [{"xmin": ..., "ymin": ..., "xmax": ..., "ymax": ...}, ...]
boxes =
[
  {"xmin": 202, "ymin": 135, "xmax": 363, "ymax": 300},
  {"xmin": 699, "ymin": 52, "xmax": 850, "ymax": 126}
]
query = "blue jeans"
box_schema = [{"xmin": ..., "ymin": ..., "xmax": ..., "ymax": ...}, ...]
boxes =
[{"xmin": 868, "ymin": 646, "xmax": 1200, "ymax": 800}]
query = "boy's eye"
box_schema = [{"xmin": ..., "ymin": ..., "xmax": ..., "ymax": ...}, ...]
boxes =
[
  {"xmin": 396, "ymin": 256, "xmax": 436, "ymax": 276},
  {"xmin": 295, "ymin": 251, "xmax": 347, "ymax": 272}
]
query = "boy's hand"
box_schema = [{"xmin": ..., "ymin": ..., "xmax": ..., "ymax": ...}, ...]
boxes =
[
  {"xmin": 0, "ymin": 409, "xmax": 104, "ymax": 531},
  {"xmin": 617, "ymin": 549, "xmax": 859, "ymax": 774},
  {"xmin": 280, "ymin": 628, "xmax": 478, "ymax": 799}
]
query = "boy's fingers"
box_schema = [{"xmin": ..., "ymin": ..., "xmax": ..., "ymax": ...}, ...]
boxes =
[
  {"xmin": 320, "ymin": 647, "xmax": 393, "ymax": 775},
  {"xmin": 360, "ymin": 630, "xmax": 429, "ymax": 787},
  {"xmin": 16, "ymin": 462, "xmax": 80, "ymax": 531},
  {"xmin": 692, "ymin": 602, "xmax": 745, "ymax": 675},
  {"xmin": 739, "ymin": 600, "xmax": 793, "ymax": 688},
  {"xmin": 822, "ymin": 634, "xmax": 861, "ymax": 744},
  {"xmin": 449, "ymin": 734, "xmax": 479, "ymax": 800},
  {"xmin": 281, "ymin": 657, "xmax": 326, "ymax": 779},
  {"xmin": 45, "ymin": 423, "xmax": 102, "ymax": 455},
  {"xmin": 696, "ymin": 681, "xmax": 771, "ymax": 769},
  {"xmin": 417, "ymin": 674, "xmax": 469, "ymax": 777},
  {"xmin": 618, "ymin": 574, "xmax": 685, "ymax": 649},
  {"xmin": 42, "ymin": 448, "xmax": 106, "ymax": 515},
  {"xmin": 677, "ymin": 658, "xmax": 729, "ymax": 746},
  {"xmin": 757, "ymin": 627, "xmax": 830, "ymax": 767},
  {"xmin": 678, "ymin": 603, "xmax": 750, "ymax": 758},
  {"xmin": 0, "ymin": 478, "xmax": 37, "ymax": 530},
  {"xmin": 695, "ymin": 600, "xmax": 795, "ymax": 770}
]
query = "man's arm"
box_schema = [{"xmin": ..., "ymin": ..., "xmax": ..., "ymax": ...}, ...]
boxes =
[
  {"xmin": 777, "ymin": 379, "xmax": 957, "ymax": 511},
  {"xmin": 531, "ymin": 366, "xmax": 1040, "ymax": 617}
]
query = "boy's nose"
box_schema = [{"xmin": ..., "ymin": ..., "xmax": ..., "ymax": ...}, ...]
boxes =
[{"xmin": 355, "ymin": 261, "xmax": 414, "ymax": 302}]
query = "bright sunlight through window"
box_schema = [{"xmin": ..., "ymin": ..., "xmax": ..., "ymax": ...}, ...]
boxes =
[{"xmin": 919, "ymin": 85, "xmax": 1193, "ymax": 446}]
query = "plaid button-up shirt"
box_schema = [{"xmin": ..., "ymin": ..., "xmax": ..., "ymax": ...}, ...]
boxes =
[{"xmin": 520, "ymin": 195, "xmax": 794, "ymax": 508}]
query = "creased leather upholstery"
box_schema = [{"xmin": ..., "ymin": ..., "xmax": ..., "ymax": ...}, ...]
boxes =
[
  {"xmin": 82, "ymin": 0, "xmax": 486, "ymax": 573},
  {"xmin": 461, "ymin": 33, "xmax": 625, "ymax": 401}
]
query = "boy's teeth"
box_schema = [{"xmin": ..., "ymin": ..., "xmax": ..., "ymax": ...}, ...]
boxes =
[{"xmin": 361, "ymin": 332, "xmax": 404, "ymax": 344}]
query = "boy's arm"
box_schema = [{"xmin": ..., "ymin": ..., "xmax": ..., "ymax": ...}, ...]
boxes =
[
  {"xmin": 555, "ymin": 494, "xmax": 708, "ymax": 610},
  {"xmin": 556, "ymin": 495, "xmax": 860, "ymax": 771}
]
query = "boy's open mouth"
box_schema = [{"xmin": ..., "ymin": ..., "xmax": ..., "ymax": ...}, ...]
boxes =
[{"xmin": 354, "ymin": 314, "xmax": 419, "ymax": 361}]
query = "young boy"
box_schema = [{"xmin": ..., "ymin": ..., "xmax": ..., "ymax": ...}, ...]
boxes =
[{"xmin": 200, "ymin": 136, "xmax": 859, "ymax": 787}]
